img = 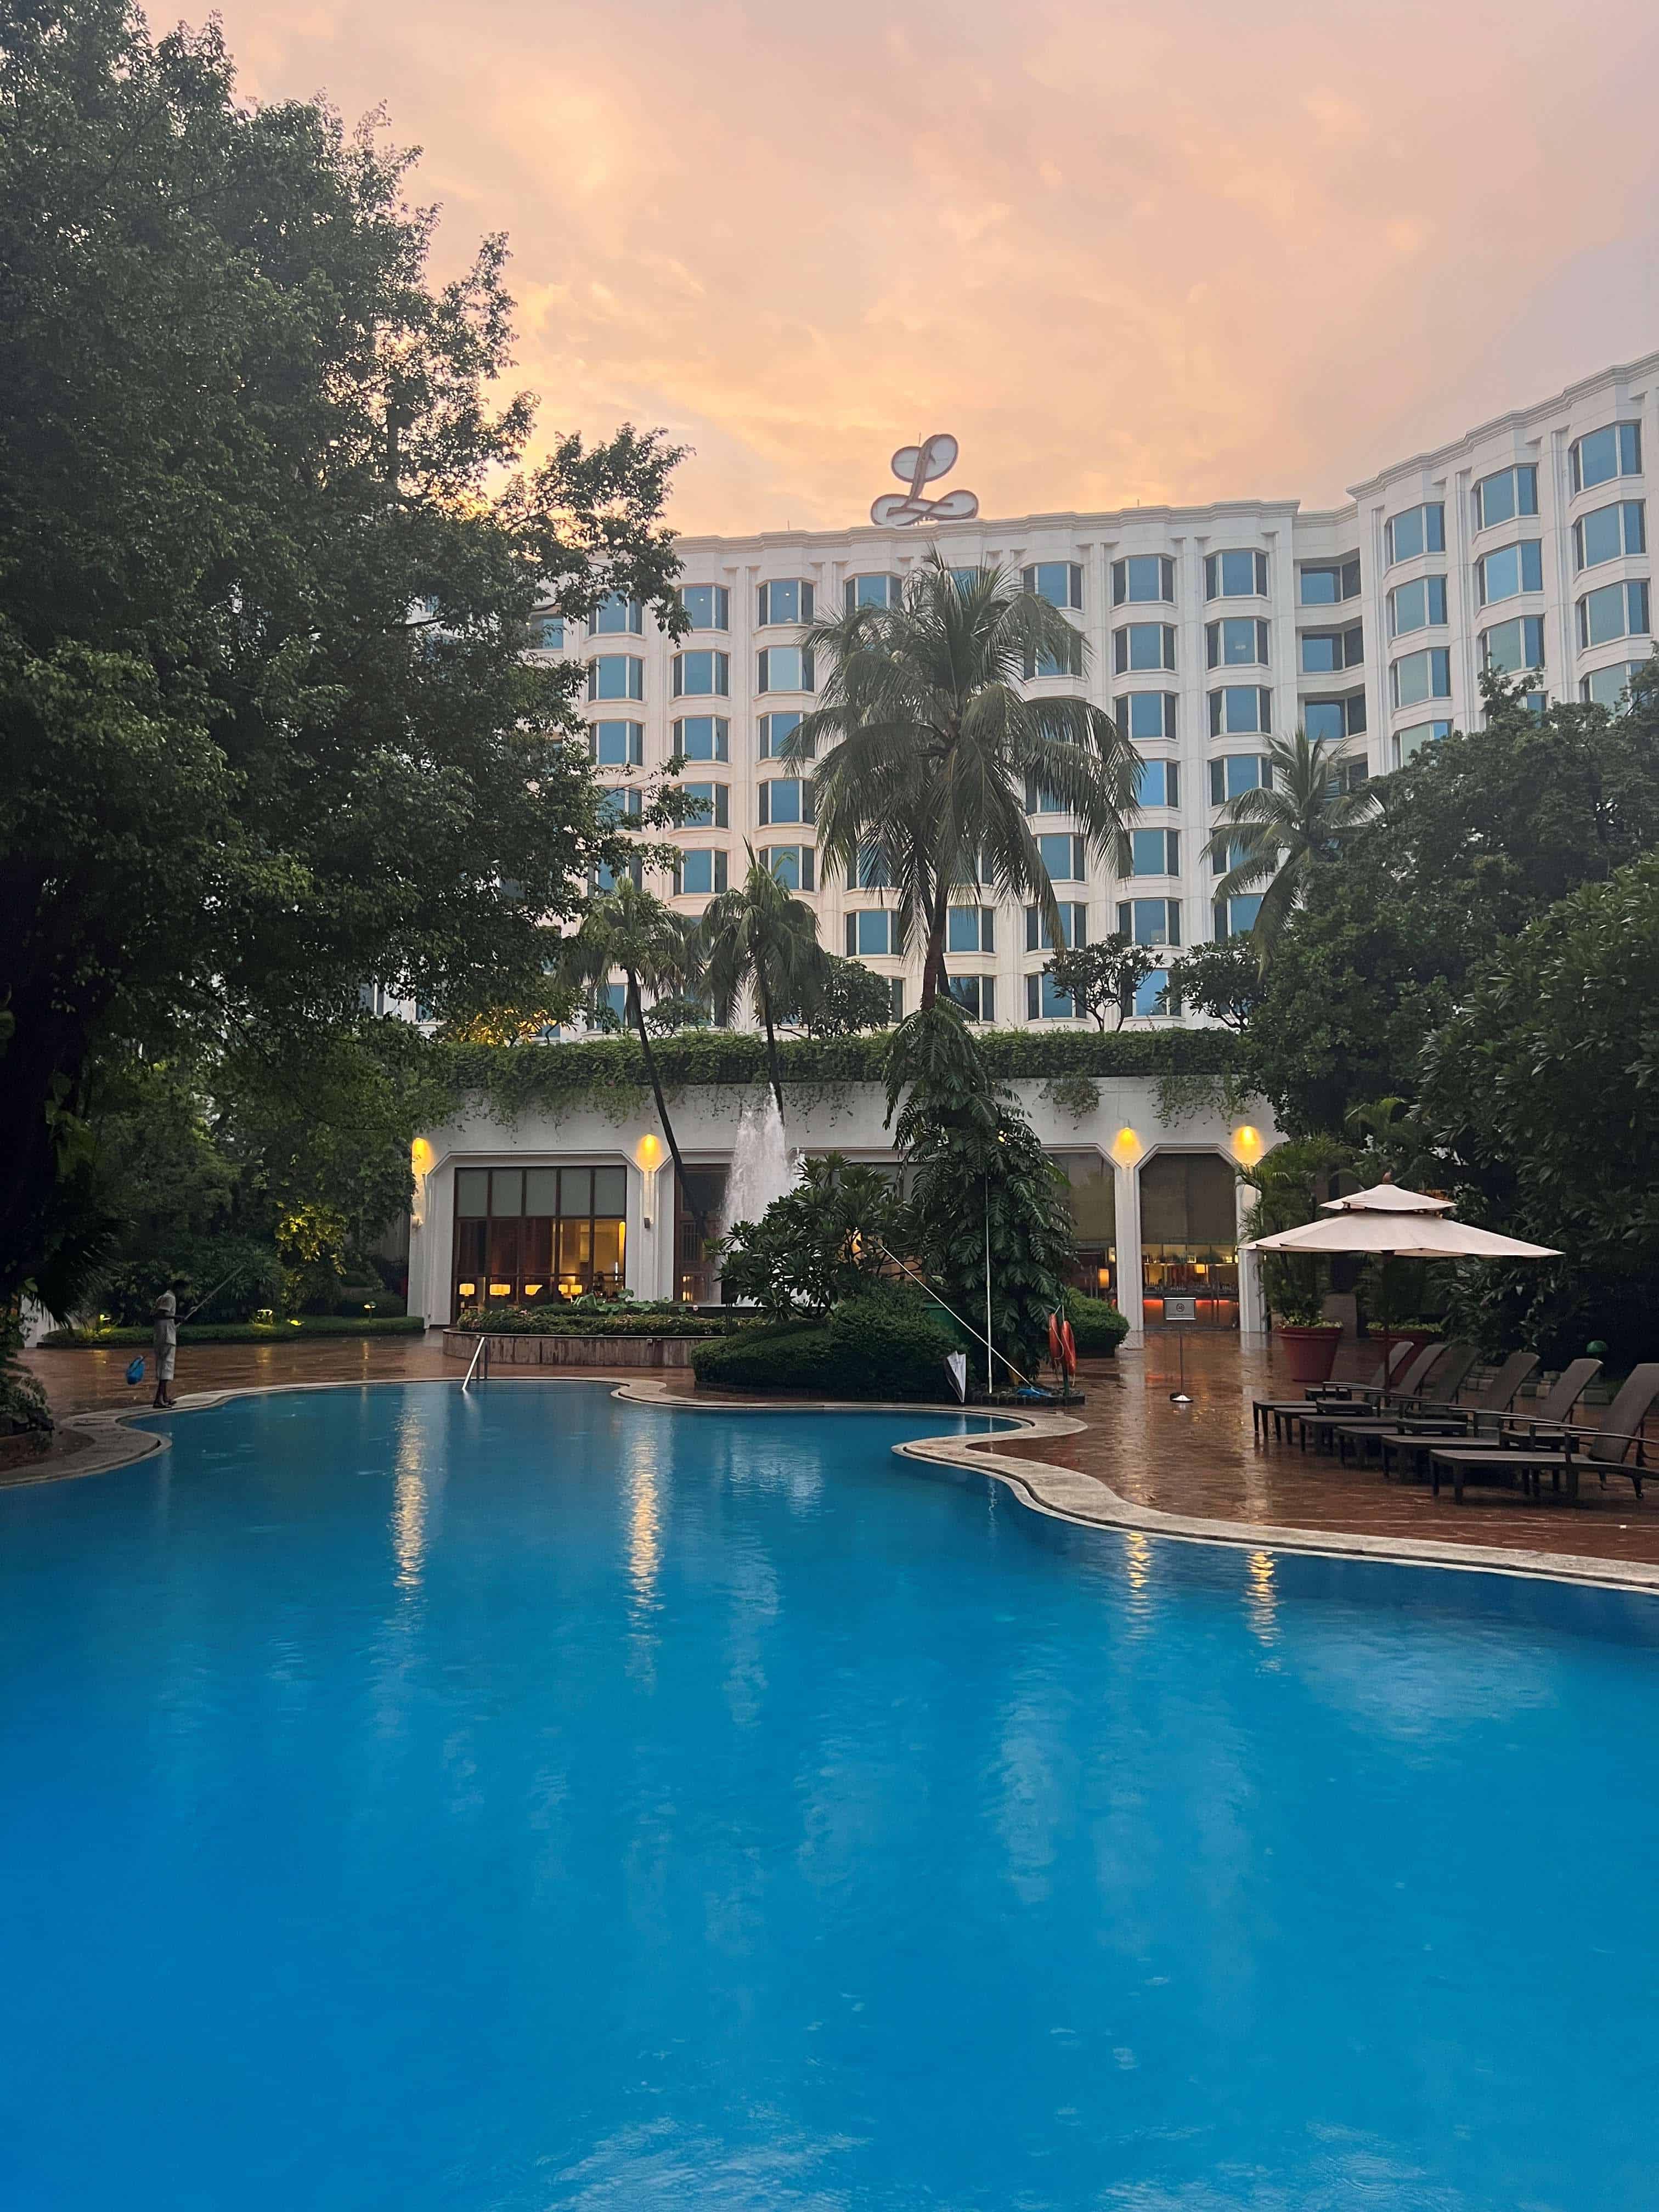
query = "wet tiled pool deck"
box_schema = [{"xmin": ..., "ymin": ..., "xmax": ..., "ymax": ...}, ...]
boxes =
[{"xmin": 20, "ymin": 1330, "xmax": 1659, "ymax": 1572}]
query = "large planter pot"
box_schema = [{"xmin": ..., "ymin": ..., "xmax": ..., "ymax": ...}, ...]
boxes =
[{"xmin": 1274, "ymin": 1323, "xmax": 1342, "ymax": 1385}]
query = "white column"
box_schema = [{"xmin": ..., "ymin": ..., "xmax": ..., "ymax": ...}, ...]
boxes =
[
  {"xmin": 1114, "ymin": 1157, "xmax": 1144, "ymax": 1346},
  {"xmin": 1236, "ymin": 1169, "xmax": 1265, "ymax": 1343}
]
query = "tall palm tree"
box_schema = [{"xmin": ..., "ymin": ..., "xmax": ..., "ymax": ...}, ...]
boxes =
[
  {"xmin": 700, "ymin": 846, "xmax": 825, "ymax": 1120},
  {"xmin": 557, "ymin": 876, "xmax": 705, "ymax": 1225},
  {"xmin": 790, "ymin": 551, "xmax": 1140, "ymax": 1007},
  {"xmin": 1209, "ymin": 728, "xmax": 1378, "ymax": 957}
]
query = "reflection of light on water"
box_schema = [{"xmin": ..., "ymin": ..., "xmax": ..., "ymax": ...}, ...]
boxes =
[
  {"xmin": 1124, "ymin": 1532, "xmax": 1152, "ymax": 1594},
  {"xmin": 627, "ymin": 1456, "xmax": 661, "ymax": 1609},
  {"xmin": 1121, "ymin": 1530, "xmax": 1157, "ymax": 1635},
  {"xmin": 390, "ymin": 1407, "xmax": 437, "ymax": 1592},
  {"xmin": 1245, "ymin": 1548, "xmax": 1278, "ymax": 1645}
]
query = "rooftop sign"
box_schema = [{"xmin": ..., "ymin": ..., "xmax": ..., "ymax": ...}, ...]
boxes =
[{"xmin": 870, "ymin": 433, "xmax": 979, "ymax": 527}]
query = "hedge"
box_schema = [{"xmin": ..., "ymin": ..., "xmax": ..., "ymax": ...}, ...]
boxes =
[
  {"xmin": 454, "ymin": 1304, "xmax": 724, "ymax": 1338},
  {"xmin": 40, "ymin": 1316, "xmax": 428, "ymax": 1347},
  {"xmin": 1064, "ymin": 1291, "xmax": 1131, "ymax": 1357},
  {"xmin": 690, "ymin": 1289, "xmax": 960, "ymax": 1398},
  {"xmin": 438, "ymin": 1025, "xmax": 1238, "ymax": 1121}
]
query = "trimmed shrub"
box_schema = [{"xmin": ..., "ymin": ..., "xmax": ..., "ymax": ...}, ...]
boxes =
[
  {"xmin": 40, "ymin": 1316, "xmax": 426, "ymax": 1347},
  {"xmin": 458, "ymin": 1304, "xmax": 722, "ymax": 1338},
  {"xmin": 691, "ymin": 1288, "xmax": 958, "ymax": 1399},
  {"xmin": 1064, "ymin": 1290, "xmax": 1131, "ymax": 1357}
]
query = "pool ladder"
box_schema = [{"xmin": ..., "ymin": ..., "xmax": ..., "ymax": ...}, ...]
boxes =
[{"xmin": 461, "ymin": 1335, "xmax": 492, "ymax": 1392}]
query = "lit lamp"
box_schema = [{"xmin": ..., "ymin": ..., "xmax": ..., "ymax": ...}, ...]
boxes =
[
  {"xmin": 1231, "ymin": 1124, "xmax": 1262, "ymax": 1164},
  {"xmin": 1111, "ymin": 1124, "xmax": 1142, "ymax": 1166}
]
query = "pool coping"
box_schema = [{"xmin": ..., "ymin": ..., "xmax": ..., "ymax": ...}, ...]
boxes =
[{"xmin": 32, "ymin": 1374, "xmax": 1659, "ymax": 1599}]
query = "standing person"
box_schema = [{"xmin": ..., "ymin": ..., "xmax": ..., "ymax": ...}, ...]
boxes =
[{"xmin": 150, "ymin": 1288, "xmax": 179, "ymax": 1410}]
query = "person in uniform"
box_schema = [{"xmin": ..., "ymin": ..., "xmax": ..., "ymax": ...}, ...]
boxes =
[{"xmin": 150, "ymin": 1288, "xmax": 179, "ymax": 1409}]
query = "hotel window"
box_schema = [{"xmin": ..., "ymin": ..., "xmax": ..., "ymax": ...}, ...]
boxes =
[
  {"xmin": 1392, "ymin": 719, "xmax": 1452, "ymax": 766},
  {"xmin": 1111, "ymin": 555, "xmax": 1175, "ymax": 605},
  {"xmin": 1571, "ymin": 422, "xmax": 1642, "ymax": 494},
  {"xmin": 1208, "ymin": 685, "xmax": 1272, "ymax": 736},
  {"xmin": 1026, "ymin": 972, "xmax": 1083, "ymax": 1021},
  {"xmin": 1114, "ymin": 623, "xmax": 1176, "ymax": 672},
  {"xmin": 1129, "ymin": 969, "xmax": 1173, "ymax": 1018},
  {"xmin": 1210, "ymin": 754, "xmax": 1269, "ymax": 804},
  {"xmin": 945, "ymin": 975, "xmax": 996, "ymax": 1022},
  {"xmin": 1481, "ymin": 616, "xmax": 1547, "ymax": 673},
  {"xmin": 946, "ymin": 906, "xmax": 996, "ymax": 955},
  {"xmin": 1118, "ymin": 898, "xmax": 1181, "ymax": 945},
  {"xmin": 681, "ymin": 781, "xmax": 729, "ymax": 830},
  {"xmin": 680, "ymin": 583, "xmax": 730, "ymax": 631},
  {"xmin": 598, "ymin": 786, "xmax": 642, "ymax": 826},
  {"xmin": 847, "ymin": 909, "xmax": 895, "ymax": 956},
  {"xmin": 757, "ymin": 645, "xmax": 815, "ymax": 693},
  {"xmin": 1391, "ymin": 648, "xmax": 1451, "ymax": 707},
  {"xmin": 591, "ymin": 720, "xmax": 644, "ymax": 768},
  {"xmin": 855, "ymin": 843, "xmax": 893, "ymax": 889},
  {"xmin": 1299, "ymin": 624, "xmax": 1363, "ymax": 672},
  {"xmin": 1024, "ymin": 773, "xmax": 1068, "ymax": 815},
  {"xmin": 673, "ymin": 650, "xmax": 729, "ymax": 697},
  {"xmin": 1384, "ymin": 504, "xmax": 1446, "ymax": 566},
  {"xmin": 1211, "ymin": 836, "xmax": 1250, "ymax": 878},
  {"xmin": 591, "ymin": 858, "xmax": 643, "ymax": 893},
  {"xmin": 758, "ymin": 777, "xmax": 814, "ymax": 827},
  {"xmin": 1575, "ymin": 501, "xmax": 1646, "ymax": 570},
  {"xmin": 757, "ymin": 578, "xmax": 814, "ymax": 625},
  {"xmin": 674, "ymin": 715, "xmax": 729, "ymax": 763},
  {"xmin": 1300, "ymin": 555, "xmax": 1362, "ymax": 602},
  {"xmin": 1387, "ymin": 575, "xmax": 1448, "ymax": 635},
  {"xmin": 1214, "ymin": 895, "xmax": 1263, "ymax": 939},
  {"xmin": 1023, "ymin": 630, "xmax": 1084, "ymax": 680},
  {"xmin": 1127, "ymin": 827, "xmax": 1180, "ymax": 877},
  {"xmin": 674, "ymin": 849, "xmax": 729, "ymax": 897},
  {"xmin": 589, "ymin": 654, "xmax": 644, "ymax": 701},
  {"xmin": 591, "ymin": 983, "xmax": 628, "ymax": 1023},
  {"xmin": 452, "ymin": 1163, "xmax": 629, "ymax": 1310},
  {"xmin": 1114, "ymin": 692, "xmax": 1177, "ymax": 741},
  {"xmin": 529, "ymin": 611, "xmax": 564, "ymax": 650},
  {"xmin": 949, "ymin": 566, "xmax": 982, "ymax": 594},
  {"xmin": 1304, "ymin": 692, "xmax": 1367, "ymax": 743},
  {"xmin": 1207, "ymin": 617, "xmax": 1269, "ymax": 668},
  {"xmin": 1472, "ymin": 464, "xmax": 1538, "ymax": 532},
  {"xmin": 1037, "ymin": 832, "xmax": 1086, "ymax": 881},
  {"xmin": 1023, "ymin": 561, "xmax": 1084, "ymax": 609},
  {"xmin": 844, "ymin": 573, "xmax": 899, "ymax": 611},
  {"xmin": 1578, "ymin": 579, "xmax": 1650, "ymax": 648},
  {"xmin": 759, "ymin": 710, "xmax": 809, "ymax": 760},
  {"xmin": 1135, "ymin": 759, "xmax": 1180, "ymax": 807},
  {"xmin": 1026, "ymin": 901, "xmax": 1088, "ymax": 950},
  {"xmin": 1205, "ymin": 549, "xmax": 1268, "ymax": 599},
  {"xmin": 761, "ymin": 845, "xmax": 814, "ymax": 891},
  {"xmin": 1580, "ymin": 659, "xmax": 1650, "ymax": 708},
  {"xmin": 589, "ymin": 593, "xmax": 644, "ymax": 636},
  {"xmin": 1476, "ymin": 540, "xmax": 1543, "ymax": 605}
]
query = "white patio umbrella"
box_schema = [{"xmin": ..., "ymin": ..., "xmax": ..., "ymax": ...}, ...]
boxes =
[{"xmin": 1243, "ymin": 1178, "xmax": 1559, "ymax": 1376}]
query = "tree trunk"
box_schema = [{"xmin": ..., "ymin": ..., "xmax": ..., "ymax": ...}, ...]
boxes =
[
  {"xmin": 755, "ymin": 969, "xmax": 786, "ymax": 1122},
  {"xmin": 0, "ymin": 979, "xmax": 102, "ymax": 1315},
  {"xmin": 918, "ymin": 898, "xmax": 950, "ymax": 1009},
  {"xmin": 627, "ymin": 972, "xmax": 705, "ymax": 1259}
]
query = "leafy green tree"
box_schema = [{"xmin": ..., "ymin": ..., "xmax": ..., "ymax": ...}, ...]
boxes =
[
  {"xmin": 0, "ymin": 1, "xmax": 686, "ymax": 1312},
  {"xmin": 1239, "ymin": 1135, "xmax": 1357, "ymax": 1326},
  {"xmin": 1208, "ymin": 729, "xmax": 1377, "ymax": 955},
  {"xmin": 557, "ymin": 881, "xmax": 704, "ymax": 1219},
  {"xmin": 715, "ymin": 1155, "xmax": 901, "ymax": 1317},
  {"xmin": 793, "ymin": 552, "xmax": 1139, "ymax": 1005},
  {"xmin": 1165, "ymin": 938, "xmax": 1262, "ymax": 1031},
  {"xmin": 701, "ymin": 849, "xmax": 826, "ymax": 1119},
  {"xmin": 797, "ymin": 957, "xmax": 895, "ymax": 1039},
  {"xmin": 1045, "ymin": 933, "xmax": 1159, "ymax": 1029},
  {"xmin": 1415, "ymin": 850, "xmax": 1659, "ymax": 1363},
  {"xmin": 884, "ymin": 1001, "xmax": 1077, "ymax": 1378},
  {"xmin": 1242, "ymin": 671, "xmax": 1659, "ymax": 1133}
]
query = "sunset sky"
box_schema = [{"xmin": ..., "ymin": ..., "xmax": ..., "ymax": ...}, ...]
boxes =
[{"xmin": 211, "ymin": 0, "xmax": 1658, "ymax": 537}]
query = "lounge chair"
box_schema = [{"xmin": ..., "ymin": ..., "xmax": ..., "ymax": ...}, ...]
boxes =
[
  {"xmin": 1373, "ymin": 1356, "xmax": 1600, "ymax": 1480},
  {"xmin": 1252, "ymin": 1339, "xmax": 1414, "ymax": 1441},
  {"xmin": 1340, "ymin": 1350, "xmax": 1539, "ymax": 1470},
  {"xmin": 1297, "ymin": 1343, "xmax": 1477, "ymax": 1453},
  {"xmin": 1429, "ymin": 1363, "xmax": 1659, "ymax": 1503},
  {"xmin": 1275, "ymin": 1341, "xmax": 1449, "ymax": 1448}
]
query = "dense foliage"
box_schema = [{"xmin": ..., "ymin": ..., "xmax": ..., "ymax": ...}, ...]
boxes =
[
  {"xmin": 715, "ymin": 1155, "xmax": 901, "ymax": 1318},
  {"xmin": 453, "ymin": 1303, "xmax": 723, "ymax": 1337},
  {"xmin": 0, "ymin": 0, "xmax": 686, "ymax": 1314},
  {"xmin": 1063, "ymin": 1290, "xmax": 1131, "ymax": 1357},
  {"xmin": 1045, "ymin": 934, "xmax": 1161, "ymax": 1029},
  {"xmin": 690, "ymin": 1288, "xmax": 960, "ymax": 1399}
]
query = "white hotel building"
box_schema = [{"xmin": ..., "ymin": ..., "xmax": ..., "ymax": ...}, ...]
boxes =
[{"xmin": 407, "ymin": 354, "xmax": 1656, "ymax": 1339}]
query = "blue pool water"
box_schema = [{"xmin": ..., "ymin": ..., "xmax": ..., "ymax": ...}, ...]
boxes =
[{"xmin": 3, "ymin": 1384, "xmax": 1659, "ymax": 2209}]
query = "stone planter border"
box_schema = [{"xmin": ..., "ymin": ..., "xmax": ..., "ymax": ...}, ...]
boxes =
[{"xmin": 440, "ymin": 1328, "xmax": 704, "ymax": 1369}]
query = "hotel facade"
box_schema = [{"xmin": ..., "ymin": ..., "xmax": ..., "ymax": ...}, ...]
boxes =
[{"xmin": 407, "ymin": 354, "xmax": 1657, "ymax": 1340}]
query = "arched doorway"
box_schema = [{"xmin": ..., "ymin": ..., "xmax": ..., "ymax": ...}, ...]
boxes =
[{"xmin": 1139, "ymin": 1152, "xmax": 1240, "ymax": 1328}]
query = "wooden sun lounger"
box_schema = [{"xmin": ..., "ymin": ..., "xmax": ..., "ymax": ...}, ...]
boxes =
[
  {"xmin": 1339, "ymin": 1351, "xmax": 1538, "ymax": 1469},
  {"xmin": 1299, "ymin": 1344, "xmax": 1478, "ymax": 1453},
  {"xmin": 1270, "ymin": 1341, "xmax": 1447, "ymax": 1448},
  {"xmin": 1428, "ymin": 1364, "xmax": 1659, "ymax": 1504},
  {"xmin": 1374, "ymin": 1356, "xmax": 1600, "ymax": 1480},
  {"xmin": 1251, "ymin": 1340, "xmax": 1413, "ymax": 1440}
]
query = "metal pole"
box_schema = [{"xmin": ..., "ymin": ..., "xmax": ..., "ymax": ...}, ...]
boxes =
[{"xmin": 984, "ymin": 1178, "xmax": 994, "ymax": 1396}]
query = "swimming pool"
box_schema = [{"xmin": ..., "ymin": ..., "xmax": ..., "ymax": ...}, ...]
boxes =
[{"xmin": 3, "ymin": 1381, "xmax": 1657, "ymax": 2209}]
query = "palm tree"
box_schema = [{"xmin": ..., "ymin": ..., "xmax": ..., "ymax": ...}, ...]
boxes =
[
  {"xmin": 557, "ymin": 876, "xmax": 705, "ymax": 1225},
  {"xmin": 700, "ymin": 846, "xmax": 825, "ymax": 1120},
  {"xmin": 1209, "ymin": 728, "xmax": 1377, "ymax": 957},
  {"xmin": 791, "ymin": 551, "xmax": 1140, "ymax": 1007}
]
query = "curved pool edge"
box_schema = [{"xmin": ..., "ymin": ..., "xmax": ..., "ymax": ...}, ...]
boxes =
[{"xmin": 40, "ymin": 1374, "xmax": 1659, "ymax": 1601}]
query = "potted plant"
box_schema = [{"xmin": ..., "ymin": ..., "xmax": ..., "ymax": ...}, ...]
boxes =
[{"xmin": 1267, "ymin": 1289, "xmax": 1343, "ymax": 1384}]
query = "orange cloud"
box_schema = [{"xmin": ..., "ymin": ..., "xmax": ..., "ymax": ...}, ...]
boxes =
[{"xmin": 207, "ymin": 0, "xmax": 1659, "ymax": 533}]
